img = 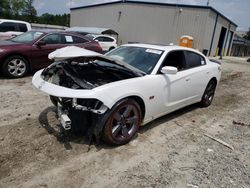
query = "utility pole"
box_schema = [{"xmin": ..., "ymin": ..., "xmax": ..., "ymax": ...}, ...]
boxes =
[{"xmin": 207, "ymin": 0, "xmax": 210, "ymax": 6}]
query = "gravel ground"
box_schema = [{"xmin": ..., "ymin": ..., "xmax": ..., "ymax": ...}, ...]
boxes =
[{"xmin": 0, "ymin": 60, "xmax": 250, "ymax": 188}]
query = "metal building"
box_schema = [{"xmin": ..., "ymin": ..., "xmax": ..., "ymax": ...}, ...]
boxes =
[{"xmin": 70, "ymin": 0, "xmax": 237, "ymax": 56}]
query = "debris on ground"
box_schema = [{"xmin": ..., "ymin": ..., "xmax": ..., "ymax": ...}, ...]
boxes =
[
  {"xmin": 204, "ymin": 134, "xmax": 234, "ymax": 150},
  {"xmin": 232, "ymin": 120, "xmax": 250, "ymax": 127}
]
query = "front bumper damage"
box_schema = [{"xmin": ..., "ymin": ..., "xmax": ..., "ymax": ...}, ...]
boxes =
[{"xmin": 55, "ymin": 96, "xmax": 109, "ymax": 143}]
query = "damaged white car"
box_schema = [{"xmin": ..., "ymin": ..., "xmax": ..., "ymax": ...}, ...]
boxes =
[{"xmin": 32, "ymin": 44, "xmax": 221, "ymax": 145}]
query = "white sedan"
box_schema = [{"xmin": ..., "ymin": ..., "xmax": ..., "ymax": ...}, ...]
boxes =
[
  {"xmin": 32, "ymin": 44, "xmax": 221, "ymax": 145},
  {"xmin": 86, "ymin": 34, "xmax": 117, "ymax": 52}
]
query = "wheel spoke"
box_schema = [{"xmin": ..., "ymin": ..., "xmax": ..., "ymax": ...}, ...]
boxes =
[
  {"xmin": 114, "ymin": 112, "xmax": 122, "ymax": 121},
  {"xmin": 121, "ymin": 125, "xmax": 130, "ymax": 138},
  {"xmin": 126, "ymin": 116, "xmax": 138, "ymax": 124},
  {"xmin": 112, "ymin": 123, "xmax": 122, "ymax": 136},
  {"xmin": 123, "ymin": 105, "xmax": 133, "ymax": 118},
  {"xmin": 10, "ymin": 60, "xmax": 17, "ymax": 66}
]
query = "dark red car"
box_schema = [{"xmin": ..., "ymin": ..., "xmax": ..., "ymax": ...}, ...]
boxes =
[{"xmin": 0, "ymin": 31, "xmax": 103, "ymax": 78}]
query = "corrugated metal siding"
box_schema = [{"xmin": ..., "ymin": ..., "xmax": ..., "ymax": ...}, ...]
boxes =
[
  {"xmin": 207, "ymin": 10, "xmax": 236, "ymax": 56},
  {"xmin": 71, "ymin": 3, "xmax": 236, "ymax": 56}
]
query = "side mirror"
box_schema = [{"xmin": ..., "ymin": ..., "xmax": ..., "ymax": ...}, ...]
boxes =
[
  {"xmin": 36, "ymin": 40, "xmax": 46, "ymax": 47},
  {"xmin": 160, "ymin": 66, "xmax": 178, "ymax": 74}
]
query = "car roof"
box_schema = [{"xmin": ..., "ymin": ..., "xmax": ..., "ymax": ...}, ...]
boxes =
[
  {"xmin": 30, "ymin": 30, "xmax": 90, "ymax": 37},
  {"xmin": 87, "ymin": 34, "xmax": 115, "ymax": 39},
  {"xmin": 0, "ymin": 19, "xmax": 30, "ymax": 25},
  {"xmin": 122, "ymin": 43, "xmax": 206, "ymax": 57}
]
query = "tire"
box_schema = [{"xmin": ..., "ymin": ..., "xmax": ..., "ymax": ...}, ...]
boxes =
[
  {"xmin": 200, "ymin": 79, "xmax": 217, "ymax": 107},
  {"xmin": 50, "ymin": 96, "xmax": 58, "ymax": 106},
  {"xmin": 2, "ymin": 55, "xmax": 29, "ymax": 78},
  {"xmin": 109, "ymin": 47, "xmax": 115, "ymax": 51},
  {"xmin": 102, "ymin": 98, "xmax": 142, "ymax": 145}
]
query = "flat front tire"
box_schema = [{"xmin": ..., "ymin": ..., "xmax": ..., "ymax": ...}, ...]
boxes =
[
  {"xmin": 2, "ymin": 56, "xmax": 28, "ymax": 78},
  {"xmin": 102, "ymin": 99, "xmax": 142, "ymax": 145}
]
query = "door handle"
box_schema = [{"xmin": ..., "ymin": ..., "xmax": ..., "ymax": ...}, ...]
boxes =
[
  {"xmin": 206, "ymin": 71, "xmax": 210, "ymax": 74},
  {"xmin": 185, "ymin": 78, "xmax": 190, "ymax": 81}
]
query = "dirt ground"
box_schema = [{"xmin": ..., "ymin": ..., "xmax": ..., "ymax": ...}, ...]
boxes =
[{"xmin": 0, "ymin": 60, "xmax": 250, "ymax": 188}]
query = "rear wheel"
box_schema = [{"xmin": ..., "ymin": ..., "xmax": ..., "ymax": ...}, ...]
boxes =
[
  {"xmin": 2, "ymin": 55, "xmax": 28, "ymax": 78},
  {"xmin": 200, "ymin": 79, "xmax": 217, "ymax": 107},
  {"xmin": 102, "ymin": 99, "xmax": 142, "ymax": 145}
]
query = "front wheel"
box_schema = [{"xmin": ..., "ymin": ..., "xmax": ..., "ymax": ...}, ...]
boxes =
[
  {"xmin": 200, "ymin": 79, "xmax": 217, "ymax": 107},
  {"xmin": 2, "ymin": 56, "xmax": 28, "ymax": 78},
  {"xmin": 102, "ymin": 99, "xmax": 142, "ymax": 145}
]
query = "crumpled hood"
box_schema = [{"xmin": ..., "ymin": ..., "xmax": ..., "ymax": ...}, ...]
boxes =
[
  {"xmin": 48, "ymin": 46, "xmax": 146, "ymax": 75},
  {"xmin": 48, "ymin": 46, "xmax": 105, "ymax": 60}
]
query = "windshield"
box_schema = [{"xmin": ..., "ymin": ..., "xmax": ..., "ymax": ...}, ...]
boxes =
[
  {"xmin": 106, "ymin": 46, "xmax": 163, "ymax": 74},
  {"xmin": 11, "ymin": 31, "xmax": 44, "ymax": 43}
]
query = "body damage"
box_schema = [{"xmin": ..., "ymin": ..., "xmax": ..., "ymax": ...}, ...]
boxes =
[{"xmin": 33, "ymin": 45, "xmax": 221, "ymax": 144}]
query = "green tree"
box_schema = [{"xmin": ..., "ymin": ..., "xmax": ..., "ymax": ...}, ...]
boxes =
[
  {"xmin": 22, "ymin": 0, "xmax": 37, "ymax": 22},
  {"xmin": 0, "ymin": 0, "xmax": 25, "ymax": 19},
  {"xmin": 243, "ymin": 28, "xmax": 250, "ymax": 40},
  {"xmin": 0, "ymin": 0, "xmax": 69, "ymax": 26}
]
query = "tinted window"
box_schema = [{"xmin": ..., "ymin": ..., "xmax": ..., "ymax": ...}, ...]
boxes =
[
  {"xmin": 41, "ymin": 34, "xmax": 62, "ymax": 44},
  {"xmin": 185, "ymin": 51, "xmax": 205, "ymax": 68},
  {"xmin": 0, "ymin": 22, "xmax": 16, "ymax": 32},
  {"xmin": 73, "ymin": 36, "xmax": 88, "ymax": 43},
  {"xmin": 18, "ymin": 23, "xmax": 27, "ymax": 32},
  {"xmin": 95, "ymin": 37, "xmax": 103, "ymax": 42},
  {"xmin": 96, "ymin": 37, "xmax": 114, "ymax": 42},
  {"xmin": 103, "ymin": 37, "xmax": 114, "ymax": 42},
  {"xmin": 161, "ymin": 51, "xmax": 186, "ymax": 71}
]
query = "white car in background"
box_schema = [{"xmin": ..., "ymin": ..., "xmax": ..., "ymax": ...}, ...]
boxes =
[
  {"xmin": 0, "ymin": 19, "xmax": 31, "ymax": 40},
  {"xmin": 32, "ymin": 44, "xmax": 221, "ymax": 145},
  {"xmin": 86, "ymin": 34, "xmax": 117, "ymax": 52}
]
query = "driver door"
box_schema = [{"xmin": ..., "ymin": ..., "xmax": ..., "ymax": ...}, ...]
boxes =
[
  {"xmin": 30, "ymin": 33, "xmax": 66, "ymax": 69},
  {"xmin": 155, "ymin": 50, "xmax": 194, "ymax": 115}
]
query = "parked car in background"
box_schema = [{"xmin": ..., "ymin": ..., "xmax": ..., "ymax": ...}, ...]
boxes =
[
  {"xmin": 86, "ymin": 34, "xmax": 117, "ymax": 52},
  {"xmin": 0, "ymin": 31, "xmax": 102, "ymax": 78},
  {"xmin": 32, "ymin": 44, "xmax": 221, "ymax": 145},
  {"xmin": 0, "ymin": 19, "xmax": 31, "ymax": 40}
]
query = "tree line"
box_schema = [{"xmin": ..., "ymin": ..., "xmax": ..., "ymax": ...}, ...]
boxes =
[{"xmin": 0, "ymin": 0, "xmax": 70, "ymax": 26}]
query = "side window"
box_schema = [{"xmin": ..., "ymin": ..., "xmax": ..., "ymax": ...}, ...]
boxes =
[
  {"xmin": 103, "ymin": 37, "xmax": 114, "ymax": 42},
  {"xmin": 185, "ymin": 51, "xmax": 205, "ymax": 68},
  {"xmin": 18, "ymin": 23, "xmax": 28, "ymax": 32},
  {"xmin": 0, "ymin": 22, "xmax": 17, "ymax": 32},
  {"xmin": 63, "ymin": 35, "xmax": 74, "ymax": 43},
  {"xmin": 161, "ymin": 51, "xmax": 186, "ymax": 71},
  {"xmin": 72, "ymin": 36, "xmax": 88, "ymax": 43},
  {"xmin": 41, "ymin": 34, "xmax": 62, "ymax": 44},
  {"xmin": 95, "ymin": 37, "xmax": 104, "ymax": 42}
]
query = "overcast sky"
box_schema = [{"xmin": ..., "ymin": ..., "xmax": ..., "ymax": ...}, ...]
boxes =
[{"xmin": 33, "ymin": 0, "xmax": 250, "ymax": 31}]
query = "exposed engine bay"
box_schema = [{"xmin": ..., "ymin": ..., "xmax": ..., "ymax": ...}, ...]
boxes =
[
  {"xmin": 40, "ymin": 56, "xmax": 144, "ymax": 136},
  {"xmin": 41, "ymin": 57, "xmax": 143, "ymax": 90}
]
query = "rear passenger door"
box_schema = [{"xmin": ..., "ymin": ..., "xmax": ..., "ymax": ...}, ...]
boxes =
[{"xmin": 184, "ymin": 50, "xmax": 210, "ymax": 99}]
